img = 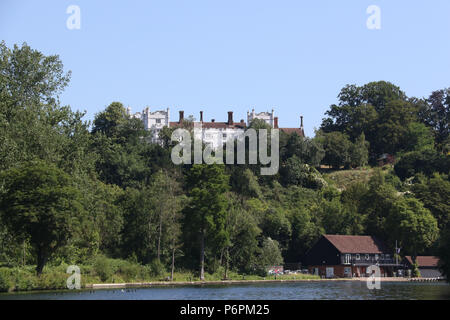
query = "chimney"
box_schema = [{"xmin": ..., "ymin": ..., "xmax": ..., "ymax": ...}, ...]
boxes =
[
  {"xmin": 227, "ymin": 111, "xmax": 233, "ymax": 125},
  {"xmin": 211, "ymin": 119, "xmax": 215, "ymax": 123},
  {"xmin": 274, "ymin": 117, "xmax": 279, "ymax": 129},
  {"xmin": 300, "ymin": 116, "xmax": 304, "ymax": 128},
  {"xmin": 179, "ymin": 111, "xmax": 184, "ymax": 123},
  {"xmin": 200, "ymin": 111, "xmax": 203, "ymax": 122}
]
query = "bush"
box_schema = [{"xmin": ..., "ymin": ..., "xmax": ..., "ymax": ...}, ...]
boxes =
[
  {"xmin": 0, "ymin": 268, "xmax": 15, "ymax": 292},
  {"xmin": 93, "ymin": 255, "xmax": 113, "ymax": 282},
  {"xmin": 149, "ymin": 259, "xmax": 166, "ymax": 277}
]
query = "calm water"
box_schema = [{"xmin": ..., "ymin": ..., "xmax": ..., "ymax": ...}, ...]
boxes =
[{"xmin": 1, "ymin": 281, "xmax": 449, "ymax": 300}]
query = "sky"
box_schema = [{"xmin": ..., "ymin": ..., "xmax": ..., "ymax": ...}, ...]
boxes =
[{"xmin": 1, "ymin": 0, "xmax": 450, "ymax": 136}]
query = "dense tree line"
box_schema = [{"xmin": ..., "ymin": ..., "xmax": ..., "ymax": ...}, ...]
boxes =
[{"xmin": 0, "ymin": 43, "xmax": 448, "ymax": 281}]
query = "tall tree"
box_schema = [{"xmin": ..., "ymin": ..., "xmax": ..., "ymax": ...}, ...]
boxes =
[
  {"xmin": 0, "ymin": 160, "xmax": 84, "ymax": 274},
  {"xmin": 183, "ymin": 164, "xmax": 229, "ymax": 280},
  {"xmin": 423, "ymin": 88, "xmax": 450, "ymax": 150}
]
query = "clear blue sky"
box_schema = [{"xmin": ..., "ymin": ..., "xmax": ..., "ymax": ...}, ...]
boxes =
[{"xmin": 1, "ymin": 0, "xmax": 450, "ymax": 136}]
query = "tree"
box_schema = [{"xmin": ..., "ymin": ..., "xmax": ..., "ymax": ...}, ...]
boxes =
[
  {"xmin": 438, "ymin": 227, "xmax": 450, "ymax": 282},
  {"xmin": 259, "ymin": 237, "xmax": 284, "ymax": 268},
  {"xmin": 423, "ymin": 88, "xmax": 450, "ymax": 150},
  {"xmin": 92, "ymin": 102, "xmax": 129, "ymax": 139},
  {"xmin": 318, "ymin": 131, "xmax": 352, "ymax": 169},
  {"xmin": 385, "ymin": 197, "xmax": 438, "ymax": 258},
  {"xmin": 402, "ymin": 122, "xmax": 435, "ymax": 153},
  {"xmin": 394, "ymin": 149, "xmax": 449, "ymax": 180},
  {"xmin": 280, "ymin": 156, "xmax": 327, "ymax": 189},
  {"xmin": 282, "ymin": 133, "xmax": 324, "ymax": 166},
  {"xmin": 412, "ymin": 173, "xmax": 450, "ymax": 230},
  {"xmin": 0, "ymin": 160, "xmax": 84, "ymax": 274},
  {"xmin": 350, "ymin": 133, "xmax": 369, "ymax": 168},
  {"xmin": 148, "ymin": 170, "xmax": 183, "ymax": 263},
  {"xmin": 183, "ymin": 164, "xmax": 230, "ymax": 280}
]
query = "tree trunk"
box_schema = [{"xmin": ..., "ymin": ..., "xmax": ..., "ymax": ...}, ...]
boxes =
[
  {"xmin": 36, "ymin": 247, "xmax": 48, "ymax": 276},
  {"xmin": 200, "ymin": 230, "xmax": 205, "ymax": 281},
  {"xmin": 224, "ymin": 247, "xmax": 229, "ymax": 280},
  {"xmin": 171, "ymin": 240, "xmax": 175, "ymax": 281},
  {"xmin": 157, "ymin": 210, "xmax": 162, "ymax": 261}
]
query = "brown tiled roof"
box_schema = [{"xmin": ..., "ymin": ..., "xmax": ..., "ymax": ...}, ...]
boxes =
[
  {"xmin": 405, "ymin": 256, "xmax": 439, "ymax": 267},
  {"xmin": 280, "ymin": 128, "xmax": 304, "ymax": 136},
  {"xmin": 324, "ymin": 235, "xmax": 388, "ymax": 254}
]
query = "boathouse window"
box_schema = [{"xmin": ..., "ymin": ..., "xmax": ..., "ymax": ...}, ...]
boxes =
[
  {"xmin": 365, "ymin": 254, "xmax": 370, "ymax": 260},
  {"xmin": 356, "ymin": 254, "xmax": 360, "ymax": 260},
  {"xmin": 345, "ymin": 254, "xmax": 351, "ymax": 264}
]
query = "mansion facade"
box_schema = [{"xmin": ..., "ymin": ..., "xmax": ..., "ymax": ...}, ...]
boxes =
[{"xmin": 127, "ymin": 107, "xmax": 305, "ymax": 148}]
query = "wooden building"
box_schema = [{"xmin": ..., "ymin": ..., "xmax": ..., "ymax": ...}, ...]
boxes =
[
  {"xmin": 402, "ymin": 256, "xmax": 443, "ymax": 279},
  {"xmin": 303, "ymin": 235, "xmax": 399, "ymax": 278}
]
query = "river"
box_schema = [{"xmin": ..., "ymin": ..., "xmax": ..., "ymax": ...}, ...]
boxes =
[{"xmin": 1, "ymin": 281, "xmax": 449, "ymax": 300}]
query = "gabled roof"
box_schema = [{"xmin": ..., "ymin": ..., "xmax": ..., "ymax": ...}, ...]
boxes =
[
  {"xmin": 323, "ymin": 235, "xmax": 388, "ymax": 254},
  {"xmin": 405, "ymin": 256, "xmax": 439, "ymax": 267}
]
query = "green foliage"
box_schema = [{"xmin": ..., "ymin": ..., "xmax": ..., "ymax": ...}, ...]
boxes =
[
  {"xmin": 259, "ymin": 237, "xmax": 284, "ymax": 268},
  {"xmin": 318, "ymin": 131, "xmax": 352, "ymax": 168},
  {"xmin": 394, "ymin": 149, "xmax": 449, "ymax": 180},
  {"xmin": 281, "ymin": 156, "xmax": 327, "ymax": 189},
  {"xmin": 411, "ymin": 262, "xmax": 421, "ymax": 278},
  {"xmin": 149, "ymin": 259, "xmax": 166, "ymax": 277},
  {"xmin": 438, "ymin": 227, "xmax": 450, "ymax": 282},
  {"xmin": 411, "ymin": 173, "xmax": 450, "ymax": 230},
  {"xmin": 0, "ymin": 43, "xmax": 447, "ymax": 286},
  {"xmin": 385, "ymin": 198, "xmax": 438, "ymax": 256},
  {"xmin": 0, "ymin": 160, "xmax": 85, "ymax": 274},
  {"xmin": 93, "ymin": 255, "xmax": 114, "ymax": 282}
]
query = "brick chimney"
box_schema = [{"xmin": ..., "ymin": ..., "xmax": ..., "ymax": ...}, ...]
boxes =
[
  {"xmin": 300, "ymin": 116, "xmax": 303, "ymax": 128},
  {"xmin": 227, "ymin": 111, "xmax": 233, "ymax": 125},
  {"xmin": 200, "ymin": 111, "xmax": 203, "ymax": 122},
  {"xmin": 274, "ymin": 117, "xmax": 279, "ymax": 129},
  {"xmin": 179, "ymin": 111, "xmax": 184, "ymax": 123}
]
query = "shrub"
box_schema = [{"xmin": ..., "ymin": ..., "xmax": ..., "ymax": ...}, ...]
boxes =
[
  {"xmin": 93, "ymin": 255, "xmax": 113, "ymax": 282},
  {"xmin": 149, "ymin": 259, "xmax": 166, "ymax": 277},
  {"xmin": 0, "ymin": 268, "xmax": 15, "ymax": 292}
]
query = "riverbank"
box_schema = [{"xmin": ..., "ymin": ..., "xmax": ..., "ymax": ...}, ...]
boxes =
[{"xmin": 87, "ymin": 277, "xmax": 417, "ymax": 290}]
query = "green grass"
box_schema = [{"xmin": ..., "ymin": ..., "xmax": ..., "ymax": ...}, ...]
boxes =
[
  {"xmin": 323, "ymin": 167, "xmax": 376, "ymax": 190},
  {"xmin": 0, "ymin": 262, "xmax": 320, "ymax": 293}
]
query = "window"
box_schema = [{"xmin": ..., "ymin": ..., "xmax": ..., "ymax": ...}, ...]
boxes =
[
  {"xmin": 375, "ymin": 254, "xmax": 379, "ymax": 261},
  {"xmin": 345, "ymin": 254, "xmax": 351, "ymax": 264},
  {"xmin": 381, "ymin": 254, "xmax": 385, "ymax": 260},
  {"xmin": 385, "ymin": 254, "xmax": 390, "ymax": 259},
  {"xmin": 365, "ymin": 254, "xmax": 370, "ymax": 260},
  {"xmin": 356, "ymin": 254, "xmax": 360, "ymax": 260},
  {"xmin": 156, "ymin": 118, "xmax": 161, "ymax": 124}
]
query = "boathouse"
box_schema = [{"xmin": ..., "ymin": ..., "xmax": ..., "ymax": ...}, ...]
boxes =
[{"xmin": 303, "ymin": 235, "xmax": 399, "ymax": 278}]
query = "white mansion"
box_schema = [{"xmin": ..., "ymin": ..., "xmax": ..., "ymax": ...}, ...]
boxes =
[{"xmin": 127, "ymin": 107, "xmax": 304, "ymax": 148}]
